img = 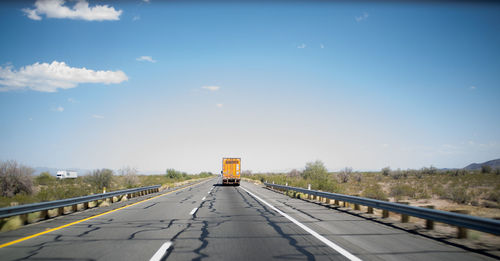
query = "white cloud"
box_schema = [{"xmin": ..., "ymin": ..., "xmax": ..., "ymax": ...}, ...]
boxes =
[
  {"xmin": 216, "ymin": 103, "xmax": 223, "ymax": 108},
  {"xmin": 52, "ymin": 106, "xmax": 64, "ymax": 112},
  {"xmin": 320, "ymin": 44, "xmax": 325, "ymax": 49},
  {"xmin": 132, "ymin": 15, "xmax": 140, "ymax": 21},
  {"xmin": 92, "ymin": 114, "xmax": 104, "ymax": 119},
  {"xmin": 23, "ymin": 8, "xmax": 42, "ymax": 20},
  {"xmin": 68, "ymin": 97, "xmax": 78, "ymax": 103},
  {"xmin": 136, "ymin": 56, "xmax": 156, "ymax": 63},
  {"xmin": 0, "ymin": 61, "xmax": 128, "ymax": 92},
  {"xmin": 469, "ymin": 85, "xmax": 477, "ymax": 90},
  {"xmin": 355, "ymin": 12, "xmax": 369, "ymax": 22},
  {"xmin": 143, "ymin": 0, "xmax": 150, "ymax": 3},
  {"xmin": 297, "ymin": 43, "xmax": 306, "ymax": 49},
  {"xmin": 22, "ymin": 0, "xmax": 122, "ymax": 21},
  {"xmin": 202, "ymin": 86, "xmax": 220, "ymax": 91}
]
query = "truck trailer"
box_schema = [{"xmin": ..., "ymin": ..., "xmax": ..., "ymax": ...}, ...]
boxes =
[{"xmin": 221, "ymin": 158, "xmax": 241, "ymax": 186}]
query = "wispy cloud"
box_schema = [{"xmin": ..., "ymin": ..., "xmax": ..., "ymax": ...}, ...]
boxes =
[
  {"xmin": 136, "ymin": 56, "xmax": 156, "ymax": 63},
  {"xmin": 355, "ymin": 12, "xmax": 369, "ymax": 22},
  {"xmin": 68, "ymin": 98, "xmax": 78, "ymax": 103},
  {"xmin": 202, "ymin": 86, "xmax": 220, "ymax": 91},
  {"xmin": 92, "ymin": 114, "xmax": 104, "ymax": 119},
  {"xmin": 469, "ymin": 85, "xmax": 477, "ymax": 90},
  {"xmin": 143, "ymin": 0, "xmax": 150, "ymax": 3},
  {"xmin": 216, "ymin": 103, "xmax": 223, "ymax": 108},
  {"xmin": 132, "ymin": 15, "xmax": 140, "ymax": 21},
  {"xmin": 297, "ymin": 43, "xmax": 306, "ymax": 49},
  {"xmin": 52, "ymin": 106, "xmax": 64, "ymax": 112},
  {"xmin": 0, "ymin": 61, "xmax": 128, "ymax": 92},
  {"xmin": 22, "ymin": 0, "xmax": 122, "ymax": 21},
  {"xmin": 320, "ymin": 44, "xmax": 325, "ymax": 49}
]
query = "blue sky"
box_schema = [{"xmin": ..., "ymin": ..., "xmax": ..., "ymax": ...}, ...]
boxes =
[{"xmin": 0, "ymin": 1, "xmax": 499, "ymax": 173}]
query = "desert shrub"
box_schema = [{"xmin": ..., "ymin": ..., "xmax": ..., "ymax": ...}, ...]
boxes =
[
  {"xmin": 166, "ymin": 169, "xmax": 184, "ymax": 179},
  {"xmin": 353, "ymin": 172, "xmax": 362, "ymax": 182},
  {"xmin": 390, "ymin": 183, "xmax": 416, "ymax": 199},
  {"xmin": 302, "ymin": 161, "xmax": 328, "ymax": 181},
  {"xmin": 381, "ymin": 167, "xmax": 391, "ymax": 176},
  {"xmin": 338, "ymin": 167, "xmax": 352, "ymax": 183},
  {"xmin": 390, "ymin": 169, "xmax": 405, "ymax": 180},
  {"xmin": 287, "ymin": 169, "xmax": 301, "ymax": 178},
  {"xmin": 362, "ymin": 183, "xmax": 387, "ymax": 200},
  {"xmin": 35, "ymin": 172, "xmax": 56, "ymax": 185},
  {"xmin": 86, "ymin": 169, "xmax": 114, "ymax": 190},
  {"xmin": 445, "ymin": 186, "xmax": 472, "ymax": 204},
  {"xmin": 481, "ymin": 165, "xmax": 492, "ymax": 174},
  {"xmin": 198, "ymin": 172, "xmax": 213, "ymax": 178},
  {"xmin": 0, "ymin": 160, "xmax": 34, "ymax": 197},
  {"xmin": 119, "ymin": 166, "xmax": 139, "ymax": 188},
  {"xmin": 421, "ymin": 166, "xmax": 438, "ymax": 175}
]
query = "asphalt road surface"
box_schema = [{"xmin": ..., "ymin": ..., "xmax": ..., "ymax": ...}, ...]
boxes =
[{"xmin": 0, "ymin": 177, "xmax": 494, "ymax": 260}]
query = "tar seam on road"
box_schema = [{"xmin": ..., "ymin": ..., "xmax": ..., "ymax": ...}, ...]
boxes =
[
  {"xmin": 240, "ymin": 186, "xmax": 363, "ymax": 261},
  {"xmin": 0, "ymin": 179, "xmax": 212, "ymax": 249},
  {"xmin": 149, "ymin": 241, "xmax": 173, "ymax": 261},
  {"xmin": 189, "ymin": 207, "xmax": 199, "ymax": 215}
]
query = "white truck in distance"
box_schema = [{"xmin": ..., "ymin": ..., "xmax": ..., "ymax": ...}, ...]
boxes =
[{"xmin": 56, "ymin": 170, "xmax": 78, "ymax": 179}]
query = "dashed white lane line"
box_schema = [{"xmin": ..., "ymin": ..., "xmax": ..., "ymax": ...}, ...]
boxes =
[
  {"xmin": 202, "ymin": 196, "xmax": 206, "ymax": 200},
  {"xmin": 240, "ymin": 186, "xmax": 362, "ymax": 261},
  {"xmin": 189, "ymin": 207, "xmax": 199, "ymax": 215},
  {"xmin": 149, "ymin": 241, "xmax": 172, "ymax": 261}
]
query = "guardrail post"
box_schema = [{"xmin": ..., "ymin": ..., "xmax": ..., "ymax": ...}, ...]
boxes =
[
  {"xmin": 382, "ymin": 209, "xmax": 389, "ymax": 218},
  {"xmin": 425, "ymin": 205, "xmax": 435, "ymax": 229},
  {"xmin": 83, "ymin": 202, "xmax": 89, "ymax": 210},
  {"xmin": 399, "ymin": 202, "xmax": 410, "ymax": 223},
  {"xmin": 334, "ymin": 199, "xmax": 339, "ymax": 206},
  {"xmin": 41, "ymin": 209, "xmax": 49, "ymax": 219},
  {"xmin": 452, "ymin": 210, "xmax": 469, "ymax": 238},
  {"xmin": 343, "ymin": 201, "xmax": 349, "ymax": 208},
  {"xmin": 58, "ymin": 207, "xmax": 64, "ymax": 216},
  {"xmin": 20, "ymin": 214, "xmax": 28, "ymax": 225},
  {"xmin": 367, "ymin": 206, "xmax": 373, "ymax": 214},
  {"xmin": 353, "ymin": 195, "xmax": 360, "ymax": 210},
  {"xmin": 72, "ymin": 204, "xmax": 78, "ymax": 212},
  {"xmin": 326, "ymin": 198, "xmax": 331, "ymax": 204}
]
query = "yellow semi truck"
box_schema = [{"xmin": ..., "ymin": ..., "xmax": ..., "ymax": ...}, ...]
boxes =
[{"xmin": 221, "ymin": 158, "xmax": 241, "ymax": 186}]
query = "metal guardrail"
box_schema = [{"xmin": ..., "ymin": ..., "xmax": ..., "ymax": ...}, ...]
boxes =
[
  {"xmin": 264, "ymin": 183, "xmax": 500, "ymax": 236},
  {"xmin": 0, "ymin": 185, "xmax": 161, "ymax": 219}
]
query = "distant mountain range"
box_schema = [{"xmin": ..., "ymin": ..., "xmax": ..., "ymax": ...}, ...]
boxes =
[{"xmin": 464, "ymin": 158, "xmax": 500, "ymax": 170}]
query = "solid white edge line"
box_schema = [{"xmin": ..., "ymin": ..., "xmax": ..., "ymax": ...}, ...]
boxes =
[
  {"xmin": 189, "ymin": 207, "xmax": 198, "ymax": 215},
  {"xmin": 149, "ymin": 241, "xmax": 173, "ymax": 261},
  {"xmin": 240, "ymin": 186, "xmax": 362, "ymax": 261}
]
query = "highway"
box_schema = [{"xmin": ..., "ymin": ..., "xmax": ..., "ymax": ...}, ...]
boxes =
[{"xmin": 0, "ymin": 177, "xmax": 494, "ymax": 260}]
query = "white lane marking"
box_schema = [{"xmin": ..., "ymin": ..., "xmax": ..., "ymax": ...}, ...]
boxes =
[
  {"xmin": 202, "ymin": 196, "xmax": 206, "ymax": 200},
  {"xmin": 149, "ymin": 241, "xmax": 172, "ymax": 261},
  {"xmin": 189, "ymin": 207, "xmax": 198, "ymax": 215},
  {"xmin": 240, "ymin": 186, "xmax": 362, "ymax": 261}
]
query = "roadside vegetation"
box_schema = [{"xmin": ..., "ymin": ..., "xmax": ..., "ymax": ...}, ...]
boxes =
[
  {"xmin": 243, "ymin": 160, "xmax": 500, "ymax": 217},
  {"xmin": 0, "ymin": 160, "xmax": 213, "ymax": 208}
]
